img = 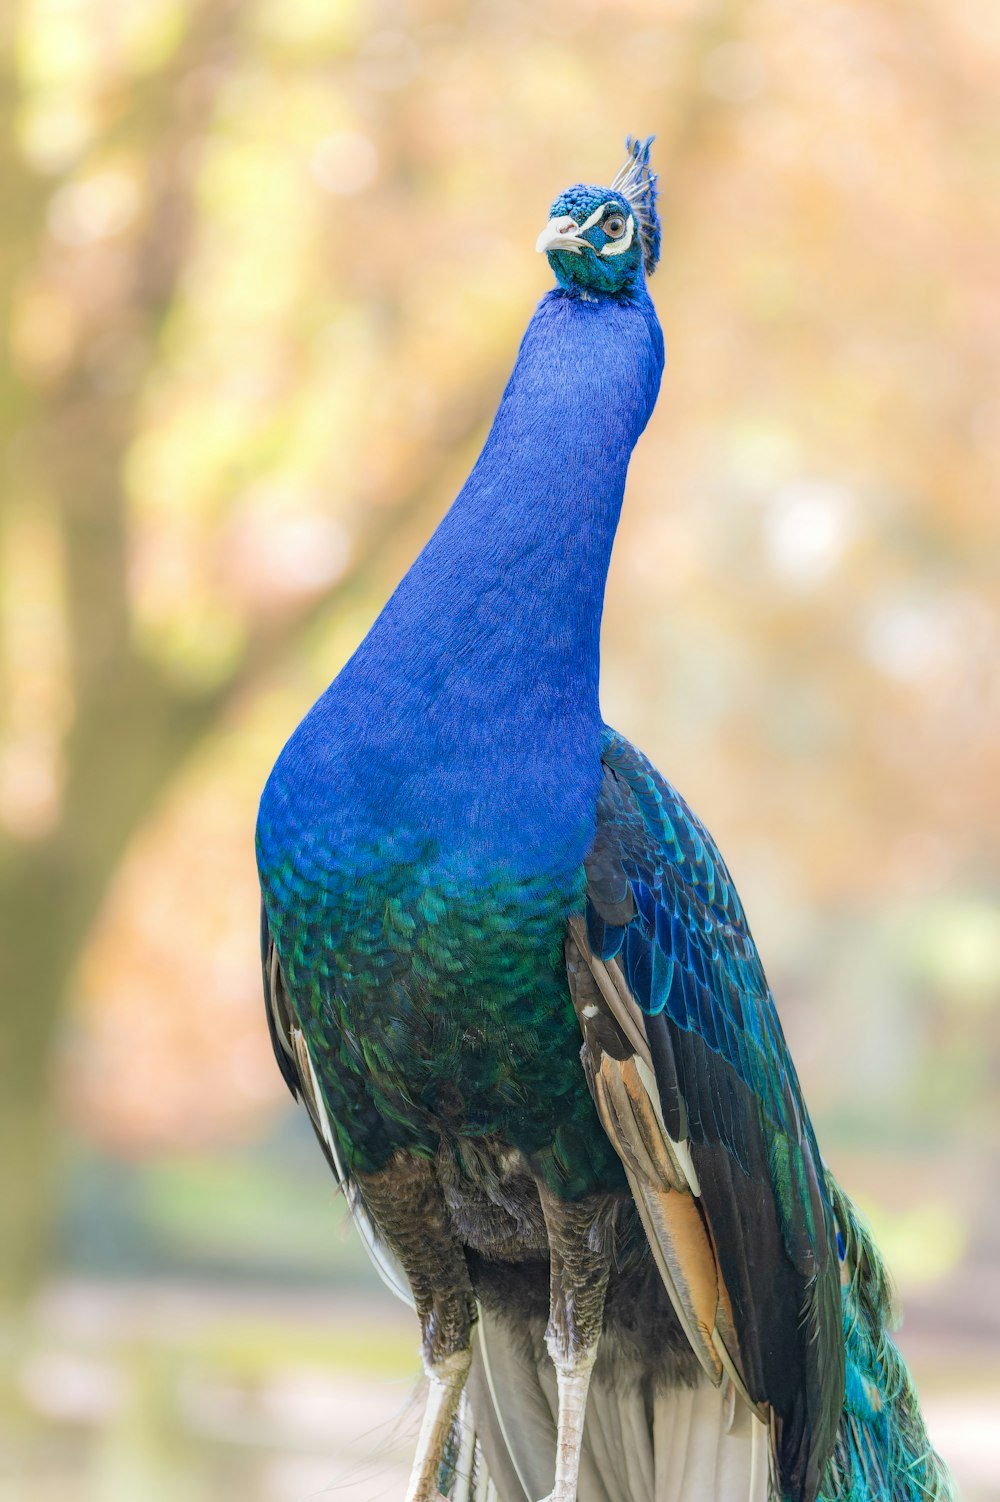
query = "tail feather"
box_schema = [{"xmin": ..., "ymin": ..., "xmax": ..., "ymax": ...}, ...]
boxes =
[
  {"xmin": 471, "ymin": 1309, "xmax": 555, "ymax": 1501},
  {"xmin": 466, "ymin": 1305, "xmax": 767, "ymax": 1502},
  {"xmin": 821, "ymin": 1179, "xmax": 954, "ymax": 1502},
  {"xmin": 445, "ymin": 1184, "xmax": 952, "ymax": 1502},
  {"xmin": 650, "ymin": 1380, "xmax": 769, "ymax": 1502}
]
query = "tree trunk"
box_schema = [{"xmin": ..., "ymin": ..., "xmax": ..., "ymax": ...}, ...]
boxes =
[{"xmin": 0, "ymin": 849, "xmax": 76, "ymax": 1304}]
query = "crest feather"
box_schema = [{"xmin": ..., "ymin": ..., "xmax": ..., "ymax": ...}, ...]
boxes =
[{"xmin": 610, "ymin": 134, "xmax": 660, "ymax": 276}]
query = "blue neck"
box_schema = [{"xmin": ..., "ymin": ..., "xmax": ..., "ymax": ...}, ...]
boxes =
[{"xmin": 263, "ymin": 286, "xmax": 664, "ymax": 884}]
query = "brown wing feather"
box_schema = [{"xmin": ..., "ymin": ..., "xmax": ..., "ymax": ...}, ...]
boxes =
[{"xmin": 567, "ymin": 918, "xmax": 764, "ymax": 1419}]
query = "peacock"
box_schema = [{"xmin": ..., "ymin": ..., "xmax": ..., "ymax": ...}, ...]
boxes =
[{"xmin": 256, "ymin": 137, "xmax": 953, "ymax": 1502}]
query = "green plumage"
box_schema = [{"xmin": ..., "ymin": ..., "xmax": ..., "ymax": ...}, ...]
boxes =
[
  {"xmin": 821, "ymin": 1181, "xmax": 954, "ymax": 1502},
  {"xmin": 259, "ymin": 848, "xmax": 625, "ymax": 1198}
]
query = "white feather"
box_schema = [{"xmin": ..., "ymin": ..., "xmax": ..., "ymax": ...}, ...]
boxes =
[
  {"xmin": 290, "ymin": 1023, "xmax": 415, "ymax": 1310},
  {"xmin": 576, "ymin": 200, "xmax": 610, "ymax": 234},
  {"xmin": 633, "ymin": 1055, "xmax": 702, "ymax": 1195},
  {"xmin": 470, "ymin": 1308, "xmax": 768, "ymax": 1502}
]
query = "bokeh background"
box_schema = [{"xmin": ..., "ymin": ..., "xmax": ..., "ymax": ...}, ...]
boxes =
[{"xmin": 1, "ymin": 0, "xmax": 998, "ymax": 1497}]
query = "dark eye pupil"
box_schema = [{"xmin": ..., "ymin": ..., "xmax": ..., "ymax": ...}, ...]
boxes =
[{"xmin": 606, "ymin": 216, "xmax": 624, "ymax": 236}]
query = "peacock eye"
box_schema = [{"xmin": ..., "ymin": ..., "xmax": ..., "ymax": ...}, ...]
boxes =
[{"xmin": 603, "ymin": 214, "xmax": 627, "ymax": 239}]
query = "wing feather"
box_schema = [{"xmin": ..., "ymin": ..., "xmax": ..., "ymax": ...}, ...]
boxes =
[
  {"xmin": 567, "ymin": 730, "xmax": 844, "ymax": 1502},
  {"xmin": 260, "ymin": 901, "xmax": 415, "ymax": 1310}
]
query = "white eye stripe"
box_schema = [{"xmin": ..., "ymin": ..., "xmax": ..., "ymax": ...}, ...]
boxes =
[
  {"xmin": 575, "ymin": 200, "xmax": 611, "ymax": 235},
  {"xmin": 599, "ymin": 213, "xmax": 635, "ymax": 256}
]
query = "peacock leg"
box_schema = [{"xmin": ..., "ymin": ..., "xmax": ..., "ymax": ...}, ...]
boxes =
[
  {"xmin": 355, "ymin": 1153, "xmax": 477, "ymax": 1502},
  {"xmin": 405, "ymin": 1347, "xmax": 472, "ymax": 1502},
  {"xmin": 534, "ymin": 1184, "xmax": 615, "ymax": 1502}
]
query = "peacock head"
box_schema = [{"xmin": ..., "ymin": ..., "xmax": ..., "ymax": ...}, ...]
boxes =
[{"xmin": 537, "ymin": 135, "xmax": 660, "ymax": 299}]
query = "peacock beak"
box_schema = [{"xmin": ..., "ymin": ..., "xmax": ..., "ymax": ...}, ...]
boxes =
[{"xmin": 535, "ymin": 216, "xmax": 587, "ymax": 256}]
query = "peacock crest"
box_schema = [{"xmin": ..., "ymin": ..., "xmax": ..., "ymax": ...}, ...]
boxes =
[{"xmin": 611, "ymin": 134, "xmax": 661, "ymax": 276}]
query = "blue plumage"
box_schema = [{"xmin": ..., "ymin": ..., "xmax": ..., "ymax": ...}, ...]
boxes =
[
  {"xmin": 260, "ymin": 285, "xmax": 662, "ymax": 893},
  {"xmin": 256, "ymin": 137, "xmax": 951, "ymax": 1502}
]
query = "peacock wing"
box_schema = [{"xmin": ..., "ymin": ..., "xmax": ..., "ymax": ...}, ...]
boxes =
[{"xmin": 567, "ymin": 728, "xmax": 844, "ymax": 1502}]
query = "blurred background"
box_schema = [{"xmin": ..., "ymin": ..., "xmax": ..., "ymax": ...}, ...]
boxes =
[{"xmin": 1, "ymin": 0, "xmax": 997, "ymax": 1497}]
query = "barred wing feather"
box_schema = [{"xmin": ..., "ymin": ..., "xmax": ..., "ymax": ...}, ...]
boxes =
[{"xmin": 567, "ymin": 728, "xmax": 845, "ymax": 1502}]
